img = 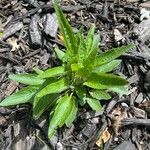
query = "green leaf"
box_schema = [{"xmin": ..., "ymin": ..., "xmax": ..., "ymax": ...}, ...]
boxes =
[
  {"xmin": 76, "ymin": 67, "xmax": 91, "ymax": 79},
  {"xmin": 83, "ymin": 34, "xmax": 100, "ymax": 67},
  {"xmin": 65, "ymin": 98, "xmax": 78, "ymax": 127},
  {"xmin": 92, "ymin": 60, "xmax": 121, "ymax": 73},
  {"xmin": 89, "ymin": 90, "xmax": 111, "ymax": 100},
  {"xmin": 84, "ymin": 73, "xmax": 128, "ymax": 89},
  {"xmin": 75, "ymin": 86, "xmax": 86, "ymax": 106},
  {"xmin": 33, "ymin": 67, "xmax": 44, "ymax": 74},
  {"xmin": 0, "ymin": 86, "xmax": 39, "ymax": 106},
  {"xmin": 109, "ymin": 86, "xmax": 128, "ymax": 96},
  {"xmin": 95, "ymin": 44, "xmax": 134, "ymax": 66},
  {"xmin": 33, "ymin": 94, "xmax": 58, "ymax": 119},
  {"xmin": 33, "ymin": 78, "xmax": 57, "ymax": 109},
  {"xmin": 53, "ymin": 0, "xmax": 77, "ymax": 56},
  {"xmin": 38, "ymin": 66, "xmax": 65, "ymax": 78},
  {"xmin": 55, "ymin": 47, "xmax": 65, "ymax": 61},
  {"xmin": 86, "ymin": 97, "xmax": 102, "ymax": 112},
  {"xmin": 36, "ymin": 78, "xmax": 69, "ymax": 99},
  {"xmin": 48, "ymin": 94, "xmax": 73, "ymax": 138},
  {"xmin": 86, "ymin": 25, "xmax": 95, "ymax": 55},
  {"xmin": 9, "ymin": 74, "xmax": 45, "ymax": 85},
  {"xmin": 71, "ymin": 63, "xmax": 83, "ymax": 72},
  {"xmin": 76, "ymin": 28, "xmax": 86, "ymax": 62}
]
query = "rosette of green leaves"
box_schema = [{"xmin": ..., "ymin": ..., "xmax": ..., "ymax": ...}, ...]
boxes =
[{"xmin": 0, "ymin": 0, "xmax": 133, "ymax": 139}]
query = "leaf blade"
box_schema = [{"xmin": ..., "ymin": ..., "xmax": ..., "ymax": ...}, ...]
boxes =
[
  {"xmin": 86, "ymin": 97, "xmax": 102, "ymax": 112},
  {"xmin": 53, "ymin": 0, "xmax": 77, "ymax": 56},
  {"xmin": 92, "ymin": 60, "xmax": 121, "ymax": 73},
  {"xmin": 48, "ymin": 94, "xmax": 73, "ymax": 138},
  {"xmin": 109, "ymin": 86, "xmax": 128, "ymax": 96},
  {"xmin": 55, "ymin": 47, "xmax": 65, "ymax": 61},
  {"xmin": 9, "ymin": 74, "xmax": 45, "ymax": 85},
  {"xmin": 83, "ymin": 34, "xmax": 100, "ymax": 67},
  {"xmin": 95, "ymin": 45, "xmax": 134, "ymax": 66},
  {"xmin": 65, "ymin": 97, "xmax": 78, "ymax": 127},
  {"xmin": 76, "ymin": 28, "xmax": 86, "ymax": 62},
  {"xmin": 84, "ymin": 73, "xmax": 128, "ymax": 89},
  {"xmin": 38, "ymin": 66, "xmax": 65, "ymax": 78},
  {"xmin": 89, "ymin": 90, "xmax": 111, "ymax": 100},
  {"xmin": 0, "ymin": 86, "xmax": 39, "ymax": 106},
  {"xmin": 36, "ymin": 78, "xmax": 69, "ymax": 99},
  {"xmin": 86, "ymin": 25, "xmax": 95, "ymax": 55},
  {"xmin": 33, "ymin": 94, "xmax": 58, "ymax": 119}
]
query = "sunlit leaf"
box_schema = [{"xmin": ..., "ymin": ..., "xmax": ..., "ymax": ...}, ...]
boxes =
[
  {"xmin": 38, "ymin": 66, "xmax": 65, "ymax": 78},
  {"xmin": 48, "ymin": 94, "xmax": 73, "ymax": 138},
  {"xmin": 75, "ymin": 86, "xmax": 86, "ymax": 106},
  {"xmin": 36, "ymin": 78, "xmax": 69, "ymax": 99},
  {"xmin": 9, "ymin": 74, "xmax": 45, "ymax": 85},
  {"xmin": 86, "ymin": 25, "xmax": 95, "ymax": 55},
  {"xmin": 89, "ymin": 90, "xmax": 111, "ymax": 100},
  {"xmin": 84, "ymin": 34, "xmax": 100, "ymax": 67},
  {"xmin": 55, "ymin": 47, "xmax": 65, "ymax": 61},
  {"xmin": 84, "ymin": 73, "xmax": 128, "ymax": 89},
  {"xmin": 95, "ymin": 45, "xmax": 134, "ymax": 66},
  {"xmin": 65, "ymin": 97, "xmax": 78, "ymax": 127},
  {"xmin": 109, "ymin": 86, "xmax": 129, "ymax": 96},
  {"xmin": 76, "ymin": 27, "xmax": 86, "ymax": 62},
  {"xmin": 71, "ymin": 63, "xmax": 83, "ymax": 72},
  {"xmin": 92, "ymin": 60, "xmax": 121, "ymax": 73},
  {"xmin": 0, "ymin": 86, "xmax": 39, "ymax": 106},
  {"xmin": 86, "ymin": 97, "xmax": 102, "ymax": 112},
  {"xmin": 33, "ymin": 67, "xmax": 44, "ymax": 74},
  {"xmin": 53, "ymin": 0, "xmax": 77, "ymax": 56}
]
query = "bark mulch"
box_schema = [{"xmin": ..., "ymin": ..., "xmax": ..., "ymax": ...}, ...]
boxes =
[{"xmin": 1, "ymin": 0, "xmax": 150, "ymax": 149}]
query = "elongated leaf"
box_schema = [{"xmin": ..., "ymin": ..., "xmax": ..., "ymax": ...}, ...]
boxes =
[
  {"xmin": 33, "ymin": 78, "xmax": 57, "ymax": 110},
  {"xmin": 94, "ymin": 73, "xmax": 128, "ymax": 85},
  {"xmin": 76, "ymin": 67, "xmax": 91, "ymax": 79},
  {"xmin": 89, "ymin": 90, "xmax": 111, "ymax": 100},
  {"xmin": 65, "ymin": 98, "xmax": 78, "ymax": 127},
  {"xmin": 48, "ymin": 94, "xmax": 73, "ymax": 138},
  {"xmin": 33, "ymin": 67, "xmax": 44, "ymax": 74},
  {"xmin": 0, "ymin": 86, "xmax": 39, "ymax": 106},
  {"xmin": 95, "ymin": 44, "xmax": 134, "ymax": 66},
  {"xmin": 86, "ymin": 25, "xmax": 95, "ymax": 54},
  {"xmin": 75, "ymin": 86, "xmax": 86, "ymax": 106},
  {"xmin": 109, "ymin": 86, "xmax": 128, "ymax": 96},
  {"xmin": 55, "ymin": 47, "xmax": 65, "ymax": 61},
  {"xmin": 92, "ymin": 60, "xmax": 121, "ymax": 73},
  {"xmin": 76, "ymin": 28, "xmax": 86, "ymax": 62},
  {"xmin": 36, "ymin": 78, "xmax": 69, "ymax": 99},
  {"xmin": 38, "ymin": 66, "xmax": 65, "ymax": 78},
  {"xmin": 86, "ymin": 97, "xmax": 102, "ymax": 112},
  {"xmin": 53, "ymin": 0, "xmax": 77, "ymax": 56},
  {"xmin": 9, "ymin": 74, "xmax": 45, "ymax": 85},
  {"xmin": 33, "ymin": 94, "xmax": 58, "ymax": 119},
  {"xmin": 83, "ymin": 34, "xmax": 100, "ymax": 67},
  {"xmin": 84, "ymin": 73, "xmax": 128, "ymax": 89}
]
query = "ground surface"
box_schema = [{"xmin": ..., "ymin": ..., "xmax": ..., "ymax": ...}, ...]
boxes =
[{"xmin": 0, "ymin": 0, "xmax": 150, "ymax": 150}]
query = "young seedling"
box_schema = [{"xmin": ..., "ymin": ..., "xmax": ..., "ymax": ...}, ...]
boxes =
[{"xmin": 0, "ymin": 0, "xmax": 133, "ymax": 139}]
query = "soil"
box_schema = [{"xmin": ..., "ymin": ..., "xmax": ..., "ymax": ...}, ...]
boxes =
[{"xmin": 1, "ymin": 0, "xmax": 150, "ymax": 150}]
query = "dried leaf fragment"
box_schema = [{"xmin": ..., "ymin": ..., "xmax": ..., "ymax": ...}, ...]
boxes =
[
  {"xmin": 7, "ymin": 38, "xmax": 20, "ymax": 51},
  {"xmin": 96, "ymin": 128, "xmax": 111, "ymax": 146}
]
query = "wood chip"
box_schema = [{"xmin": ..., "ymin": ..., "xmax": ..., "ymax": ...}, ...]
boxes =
[{"xmin": 5, "ymin": 81, "xmax": 19, "ymax": 96}]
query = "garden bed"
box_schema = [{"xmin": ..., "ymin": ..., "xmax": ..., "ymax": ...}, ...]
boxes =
[{"xmin": 0, "ymin": 0, "xmax": 150, "ymax": 149}]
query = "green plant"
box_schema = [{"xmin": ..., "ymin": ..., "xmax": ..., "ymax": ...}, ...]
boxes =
[{"xmin": 0, "ymin": 0, "xmax": 133, "ymax": 139}]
